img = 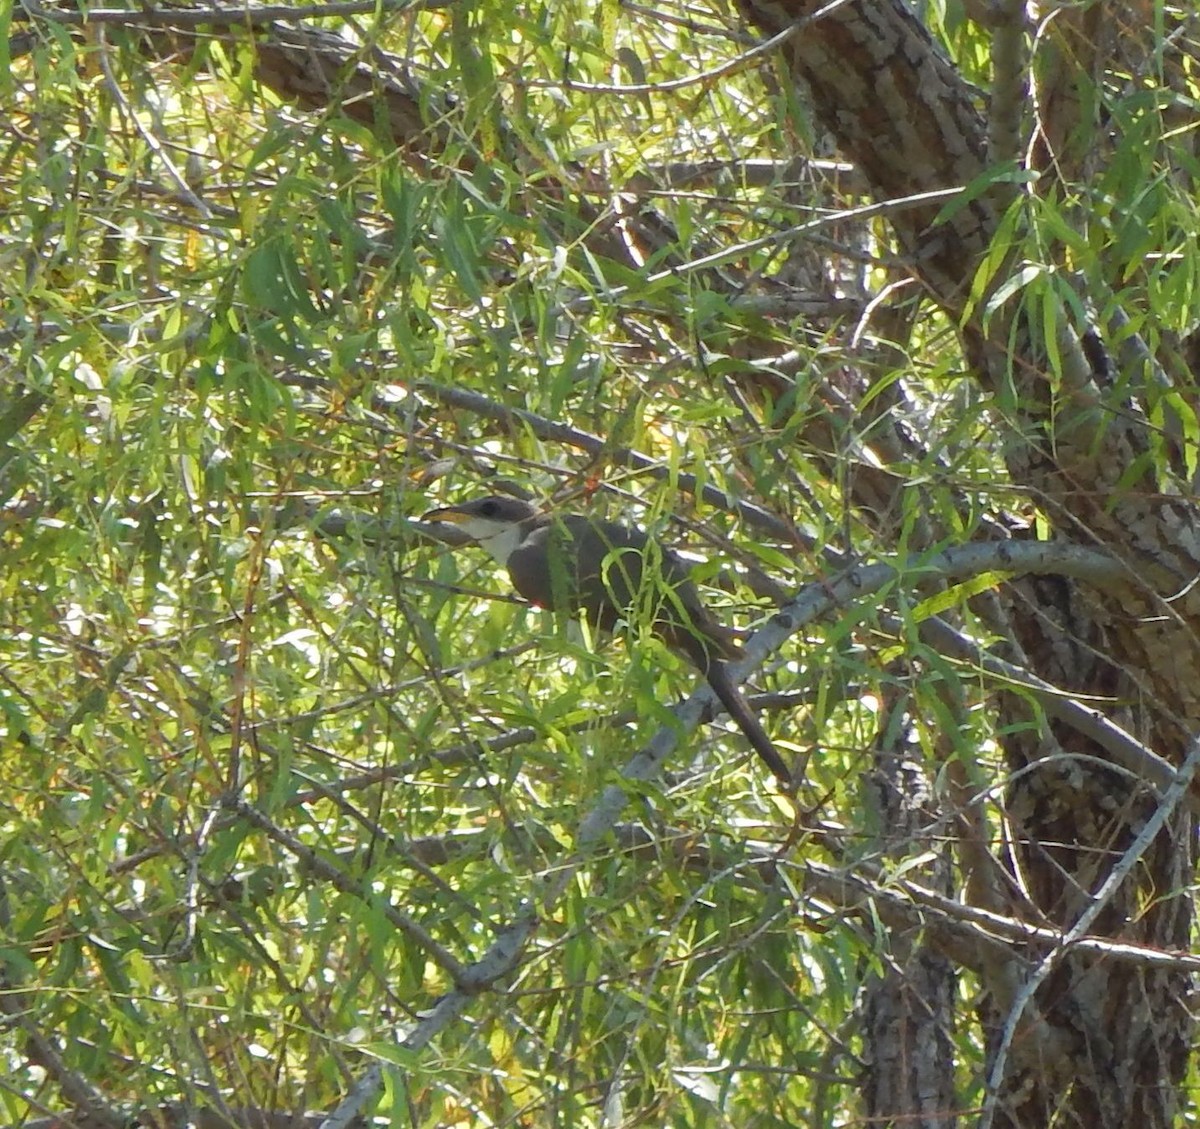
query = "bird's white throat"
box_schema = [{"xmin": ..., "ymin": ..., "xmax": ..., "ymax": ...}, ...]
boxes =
[{"xmin": 471, "ymin": 521, "xmax": 525, "ymax": 566}]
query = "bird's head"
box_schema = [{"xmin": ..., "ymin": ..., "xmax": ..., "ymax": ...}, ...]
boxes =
[{"xmin": 423, "ymin": 495, "xmax": 542, "ymax": 564}]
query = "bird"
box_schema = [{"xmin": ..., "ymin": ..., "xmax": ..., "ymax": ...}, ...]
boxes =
[{"xmin": 423, "ymin": 495, "xmax": 792, "ymax": 787}]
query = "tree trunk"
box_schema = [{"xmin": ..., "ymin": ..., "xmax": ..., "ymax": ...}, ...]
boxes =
[{"xmin": 734, "ymin": 1, "xmax": 1199, "ymax": 1124}]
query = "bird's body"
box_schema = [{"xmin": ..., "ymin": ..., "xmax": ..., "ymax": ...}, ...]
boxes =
[{"xmin": 425, "ymin": 496, "xmax": 791, "ymax": 787}]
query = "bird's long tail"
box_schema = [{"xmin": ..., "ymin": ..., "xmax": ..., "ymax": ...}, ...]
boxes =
[{"xmin": 703, "ymin": 662, "xmax": 793, "ymax": 789}]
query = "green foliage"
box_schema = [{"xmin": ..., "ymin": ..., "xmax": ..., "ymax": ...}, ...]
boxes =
[{"xmin": 2, "ymin": 1, "xmax": 1197, "ymax": 1127}]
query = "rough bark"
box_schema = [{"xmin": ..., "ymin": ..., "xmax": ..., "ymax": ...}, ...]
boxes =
[
  {"xmin": 732, "ymin": 1, "xmax": 1198, "ymax": 1126},
  {"xmin": 862, "ymin": 673, "xmax": 957, "ymax": 1129}
]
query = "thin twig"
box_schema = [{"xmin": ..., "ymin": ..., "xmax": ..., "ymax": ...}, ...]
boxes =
[
  {"xmin": 978, "ymin": 732, "xmax": 1200, "ymax": 1129},
  {"xmin": 94, "ymin": 24, "xmax": 213, "ymax": 219},
  {"xmin": 18, "ymin": 0, "xmax": 442, "ymax": 28}
]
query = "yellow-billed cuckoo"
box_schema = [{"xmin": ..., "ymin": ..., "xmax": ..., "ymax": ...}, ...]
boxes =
[{"xmin": 424, "ymin": 496, "xmax": 792, "ymax": 787}]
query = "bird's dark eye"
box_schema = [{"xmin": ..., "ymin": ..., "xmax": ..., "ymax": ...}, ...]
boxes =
[{"xmin": 479, "ymin": 499, "xmax": 499, "ymax": 517}]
